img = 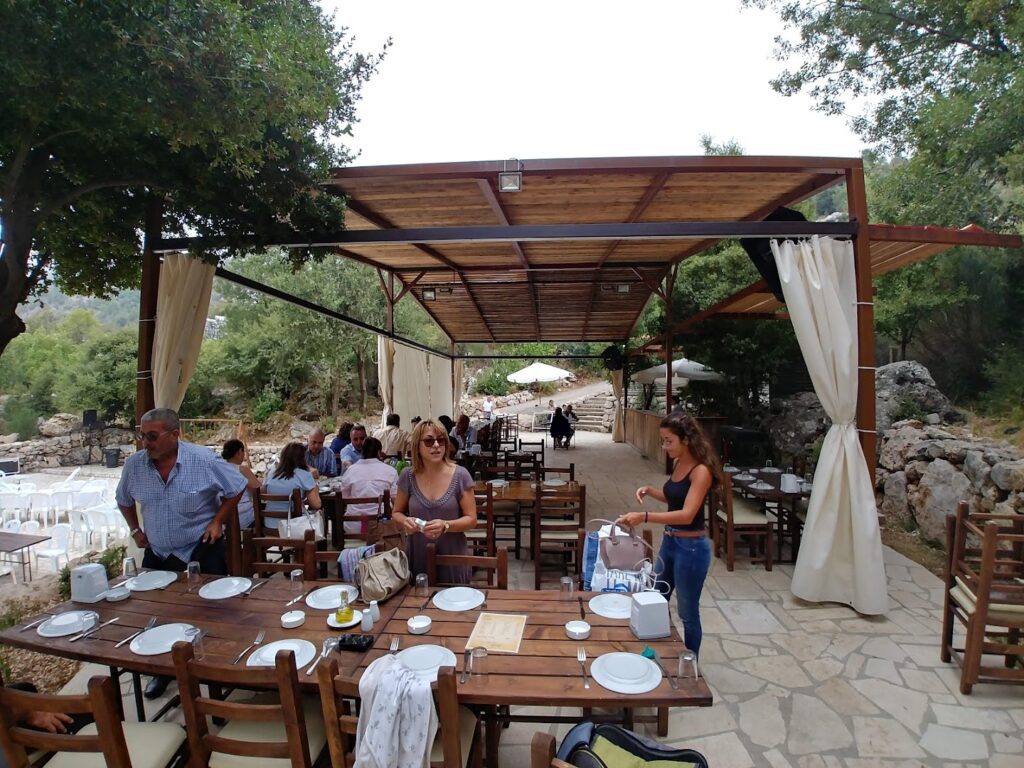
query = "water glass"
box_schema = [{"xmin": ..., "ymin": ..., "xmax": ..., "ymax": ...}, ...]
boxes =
[
  {"xmin": 186, "ymin": 561, "xmax": 201, "ymax": 592},
  {"xmin": 184, "ymin": 627, "xmax": 205, "ymax": 660},
  {"xmin": 678, "ymin": 650, "xmax": 698, "ymax": 680},
  {"xmin": 81, "ymin": 610, "xmax": 100, "ymax": 633},
  {"xmin": 289, "ymin": 568, "xmax": 304, "ymax": 599},
  {"xmin": 122, "ymin": 557, "xmax": 138, "ymax": 579},
  {"xmin": 470, "ymin": 647, "xmax": 488, "ymax": 682},
  {"xmin": 804, "ymin": 472, "xmax": 813, "ymax": 485},
  {"xmin": 559, "ymin": 576, "xmax": 576, "ymax": 599},
  {"xmin": 414, "ymin": 573, "xmax": 429, "ymax": 596},
  {"xmin": 765, "ymin": 458, "xmax": 774, "ymax": 468}
]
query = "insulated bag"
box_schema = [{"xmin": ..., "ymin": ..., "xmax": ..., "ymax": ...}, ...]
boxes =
[{"xmin": 557, "ymin": 722, "xmax": 708, "ymax": 768}]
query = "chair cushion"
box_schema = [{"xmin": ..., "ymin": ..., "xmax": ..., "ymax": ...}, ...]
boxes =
[
  {"xmin": 428, "ymin": 704, "xmax": 477, "ymax": 766},
  {"xmin": 718, "ymin": 498, "xmax": 769, "ymax": 526},
  {"xmin": 46, "ymin": 722, "xmax": 185, "ymax": 768},
  {"xmin": 210, "ymin": 694, "xmax": 327, "ymax": 768},
  {"xmin": 951, "ymin": 576, "xmax": 1024, "ymax": 624}
]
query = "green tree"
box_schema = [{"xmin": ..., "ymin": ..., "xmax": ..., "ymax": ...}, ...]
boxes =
[
  {"xmin": 1, "ymin": 1, "xmax": 383, "ymax": 355},
  {"xmin": 56, "ymin": 329, "xmax": 138, "ymax": 424}
]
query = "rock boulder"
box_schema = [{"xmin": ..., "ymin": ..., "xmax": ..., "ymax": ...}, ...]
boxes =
[
  {"xmin": 913, "ymin": 458, "xmax": 972, "ymax": 542},
  {"xmin": 37, "ymin": 413, "xmax": 81, "ymax": 437},
  {"xmin": 875, "ymin": 361, "xmax": 960, "ymax": 435}
]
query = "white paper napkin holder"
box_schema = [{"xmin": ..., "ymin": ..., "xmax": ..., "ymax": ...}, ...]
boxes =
[
  {"xmin": 71, "ymin": 563, "xmax": 109, "ymax": 603},
  {"xmin": 780, "ymin": 473, "xmax": 802, "ymax": 493},
  {"xmin": 630, "ymin": 591, "xmax": 671, "ymax": 639}
]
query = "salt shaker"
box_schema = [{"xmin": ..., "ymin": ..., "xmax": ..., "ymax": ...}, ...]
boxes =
[
  {"xmin": 361, "ymin": 609, "xmax": 373, "ymax": 632},
  {"xmin": 369, "ymin": 600, "xmax": 380, "ymax": 623}
]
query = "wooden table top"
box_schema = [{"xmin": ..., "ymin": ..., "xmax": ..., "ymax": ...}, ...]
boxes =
[
  {"xmin": 0, "ymin": 531, "xmax": 52, "ymax": 553},
  {"xmin": 731, "ymin": 469, "xmax": 810, "ymax": 502},
  {"xmin": 473, "ymin": 480, "xmax": 582, "ymax": 503},
  {"xmin": 0, "ymin": 578, "xmax": 711, "ymax": 711}
]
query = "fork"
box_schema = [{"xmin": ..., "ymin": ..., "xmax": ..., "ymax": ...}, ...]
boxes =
[
  {"xmin": 576, "ymin": 646, "xmax": 590, "ymax": 689},
  {"xmin": 306, "ymin": 638, "xmax": 337, "ymax": 675},
  {"xmin": 232, "ymin": 629, "xmax": 266, "ymax": 664},
  {"xmin": 115, "ymin": 617, "xmax": 157, "ymax": 649},
  {"xmin": 241, "ymin": 580, "xmax": 266, "ymax": 598},
  {"xmin": 389, "ymin": 636, "xmax": 400, "ymax": 655}
]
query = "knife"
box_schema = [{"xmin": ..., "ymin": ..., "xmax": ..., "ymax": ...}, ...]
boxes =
[
  {"xmin": 241, "ymin": 579, "xmax": 267, "ymax": 598},
  {"xmin": 19, "ymin": 614, "xmax": 52, "ymax": 632},
  {"xmin": 460, "ymin": 648, "xmax": 472, "ymax": 684},
  {"xmin": 286, "ymin": 588, "xmax": 313, "ymax": 607},
  {"xmin": 651, "ymin": 650, "xmax": 679, "ymax": 690},
  {"xmin": 577, "ymin": 596, "xmax": 586, "ymax": 621},
  {"xmin": 419, "ymin": 589, "xmax": 439, "ymax": 611},
  {"xmin": 69, "ymin": 617, "xmax": 119, "ymax": 643}
]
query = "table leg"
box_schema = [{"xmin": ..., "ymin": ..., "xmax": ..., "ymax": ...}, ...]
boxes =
[
  {"xmin": 484, "ymin": 705, "xmax": 500, "ymax": 768},
  {"xmin": 130, "ymin": 671, "xmax": 145, "ymax": 721},
  {"xmin": 657, "ymin": 706, "xmax": 668, "ymax": 737}
]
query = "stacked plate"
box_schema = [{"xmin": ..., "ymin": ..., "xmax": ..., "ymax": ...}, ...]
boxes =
[
  {"xmin": 396, "ymin": 644, "xmax": 457, "ymax": 681},
  {"xmin": 432, "ymin": 587, "xmax": 485, "ymax": 611},
  {"xmin": 590, "ymin": 652, "xmax": 661, "ymax": 694}
]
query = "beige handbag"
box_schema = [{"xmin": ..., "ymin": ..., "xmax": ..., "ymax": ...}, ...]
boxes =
[{"xmin": 356, "ymin": 547, "xmax": 410, "ymax": 603}]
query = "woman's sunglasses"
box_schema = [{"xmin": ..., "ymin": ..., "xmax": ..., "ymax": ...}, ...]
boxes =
[{"xmin": 420, "ymin": 436, "xmax": 445, "ymax": 447}]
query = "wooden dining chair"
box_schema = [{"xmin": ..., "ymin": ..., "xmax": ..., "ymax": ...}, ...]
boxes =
[
  {"xmin": 537, "ymin": 464, "xmax": 575, "ymax": 482},
  {"xmin": 242, "ymin": 528, "xmax": 318, "ymax": 579},
  {"xmin": 711, "ymin": 476, "xmax": 773, "ymax": 572},
  {"xmin": 517, "ymin": 439, "xmax": 545, "ymax": 466},
  {"xmin": 253, "ymin": 488, "xmax": 304, "ymax": 535},
  {"xmin": 466, "ymin": 484, "xmax": 495, "ymax": 557},
  {"xmin": 530, "ymin": 732, "xmax": 572, "ymax": 768},
  {"xmin": 426, "ymin": 543, "xmax": 508, "ymax": 589},
  {"xmin": 317, "ymin": 659, "xmax": 480, "ymax": 768},
  {"xmin": 332, "ymin": 494, "xmax": 390, "ymax": 550},
  {"xmin": 533, "ymin": 484, "xmax": 586, "ymax": 589},
  {"xmin": 483, "ymin": 465, "xmax": 530, "ymax": 559},
  {"xmin": 172, "ymin": 642, "xmax": 327, "ymax": 768},
  {"xmin": 0, "ymin": 675, "xmax": 186, "ymax": 768}
]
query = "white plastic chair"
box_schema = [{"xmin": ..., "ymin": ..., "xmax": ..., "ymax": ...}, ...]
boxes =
[
  {"xmin": 83, "ymin": 509, "xmax": 115, "ymax": 550},
  {"xmin": 34, "ymin": 523, "xmax": 71, "ymax": 573},
  {"xmin": 0, "ymin": 492, "xmax": 31, "ymax": 523},
  {"xmin": 68, "ymin": 509, "xmax": 92, "ymax": 550},
  {"xmin": 48, "ymin": 490, "xmax": 74, "ymax": 524},
  {"xmin": 3, "ymin": 519, "xmax": 21, "ymax": 532},
  {"xmin": 19, "ymin": 520, "xmax": 40, "ymax": 535},
  {"xmin": 28, "ymin": 492, "xmax": 54, "ymax": 526}
]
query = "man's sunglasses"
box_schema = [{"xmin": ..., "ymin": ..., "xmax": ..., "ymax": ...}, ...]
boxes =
[
  {"xmin": 136, "ymin": 428, "xmax": 174, "ymax": 442},
  {"xmin": 420, "ymin": 436, "xmax": 446, "ymax": 447}
]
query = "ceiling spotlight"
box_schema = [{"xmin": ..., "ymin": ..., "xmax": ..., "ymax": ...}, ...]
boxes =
[
  {"xmin": 498, "ymin": 157, "xmax": 522, "ymax": 192},
  {"xmin": 422, "ymin": 287, "xmax": 436, "ymax": 301},
  {"xmin": 615, "ymin": 284, "xmax": 631, "ymax": 294}
]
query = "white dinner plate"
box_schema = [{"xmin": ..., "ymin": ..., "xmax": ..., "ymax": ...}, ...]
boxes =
[
  {"xmin": 396, "ymin": 644, "xmax": 457, "ymax": 681},
  {"xmin": 760, "ymin": 467, "xmax": 781, "ymax": 474},
  {"xmin": 130, "ymin": 623, "xmax": 196, "ymax": 656},
  {"xmin": 732, "ymin": 473, "xmax": 755, "ymax": 482},
  {"xmin": 590, "ymin": 652, "xmax": 661, "ymax": 694},
  {"xmin": 327, "ymin": 610, "xmax": 362, "ymax": 629},
  {"xmin": 588, "ymin": 593, "xmax": 633, "ymax": 620},
  {"xmin": 247, "ymin": 639, "xmax": 317, "ymax": 668},
  {"xmin": 723, "ymin": 465, "xmax": 739, "ymax": 474},
  {"xmin": 543, "ymin": 478, "xmax": 567, "ymax": 487},
  {"xmin": 306, "ymin": 584, "xmax": 358, "ymax": 610},
  {"xmin": 750, "ymin": 481, "xmax": 773, "ymax": 492},
  {"xmin": 487, "ymin": 479, "xmax": 507, "ymax": 488},
  {"xmin": 126, "ymin": 571, "xmax": 178, "ymax": 592},
  {"xmin": 432, "ymin": 587, "xmax": 485, "ymax": 612},
  {"xmin": 198, "ymin": 577, "xmax": 252, "ymax": 600},
  {"xmin": 37, "ymin": 611, "xmax": 97, "ymax": 638}
]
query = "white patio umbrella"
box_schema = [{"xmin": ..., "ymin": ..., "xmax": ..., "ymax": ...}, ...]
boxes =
[
  {"xmin": 632, "ymin": 357, "xmax": 725, "ymax": 384},
  {"xmin": 506, "ymin": 361, "xmax": 573, "ymax": 384}
]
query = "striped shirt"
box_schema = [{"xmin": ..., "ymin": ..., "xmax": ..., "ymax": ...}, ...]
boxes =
[
  {"xmin": 115, "ymin": 440, "xmax": 247, "ymax": 563},
  {"xmin": 305, "ymin": 448, "xmax": 338, "ymax": 478}
]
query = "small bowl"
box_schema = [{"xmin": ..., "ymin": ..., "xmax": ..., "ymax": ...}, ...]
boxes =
[
  {"xmin": 565, "ymin": 620, "xmax": 591, "ymax": 640},
  {"xmin": 105, "ymin": 586, "xmax": 131, "ymax": 602},
  {"xmin": 407, "ymin": 615, "xmax": 432, "ymax": 635},
  {"xmin": 281, "ymin": 610, "xmax": 306, "ymax": 629}
]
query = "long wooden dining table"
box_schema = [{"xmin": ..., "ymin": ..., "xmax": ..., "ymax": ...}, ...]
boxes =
[{"xmin": 0, "ymin": 575, "xmax": 711, "ymax": 767}]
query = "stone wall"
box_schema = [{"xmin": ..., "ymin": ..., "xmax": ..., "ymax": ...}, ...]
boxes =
[
  {"xmin": 875, "ymin": 420, "xmax": 1023, "ymax": 543},
  {"xmin": 0, "ymin": 428, "xmax": 136, "ymax": 471}
]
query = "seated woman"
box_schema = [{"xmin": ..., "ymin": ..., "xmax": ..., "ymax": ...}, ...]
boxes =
[
  {"xmin": 392, "ymin": 419, "xmax": 478, "ymax": 583},
  {"xmin": 550, "ymin": 407, "xmax": 573, "ymax": 449},
  {"xmin": 449, "ymin": 414, "xmax": 477, "ymax": 451},
  {"xmin": 221, "ymin": 439, "xmax": 261, "ymax": 529},
  {"xmin": 262, "ymin": 442, "xmax": 321, "ymax": 533},
  {"xmin": 339, "ymin": 437, "xmax": 398, "ymax": 535}
]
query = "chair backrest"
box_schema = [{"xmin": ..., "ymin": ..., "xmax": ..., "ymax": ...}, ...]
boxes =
[
  {"xmin": 0, "ymin": 675, "xmax": 134, "ymax": 768},
  {"xmin": 84, "ymin": 508, "xmax": 110, "ymax": 531},
  {"xmin": 318, "ymin": 659, "xmax": 465, "ymax": 768},
  {"xmin": 426, "ymin": 542, "xmax": 508, "ymax": 590},
  {"xmin": 538, "ymin": 464, "xmax": 575, "ymax": 482},
  {"xmin": 471, "ymin": 485, "xmax": 495, "ymax": 556},
  {"xmin": 254, "ymin": 488, "xmax": 304, "ymax": 534},
  {"xmin": 242, "ymin": 528, "xmax": 317, "ymax": 578},
  {"xmin": 18, "ymin": 520, "xmax": 40, "ymax": 535},
  {"xmin": 3, "ymin": 519, "xmax": 20, "ymax": 532},
  {"xmin": 518, "ymin": 439, "xmax": 545, "ymax": 465},
  {"xmin": 335, "ymin": 494, "xmax": 390, "ymax": 549},
  {"xmin": 172, "ymin": 642, "xmax": 314, "ymax": 768},
  {"xmin": 49, "ymin": 523, "xmax": 72, "ymax": 550}
]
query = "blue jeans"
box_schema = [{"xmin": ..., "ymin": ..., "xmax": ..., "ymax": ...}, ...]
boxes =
[{"xmin": 656, "ymin": 534, "xmax": 711, "ymax": 657}]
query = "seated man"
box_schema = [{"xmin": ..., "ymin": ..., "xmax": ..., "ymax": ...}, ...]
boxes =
[
  {"xmin": 305, "ymin": 428, "xmax": 337, "ymax": 478},
  {"xmin": 373, "ymin": 414, "xmax": 411, "ymax": 457},
  {"xmin": 550, "ymin": 407, "xmax": 573, "ymax": 449},
  {"xmin": 338, "ymin": 424, "xmax": 367, "ymax": 472}
]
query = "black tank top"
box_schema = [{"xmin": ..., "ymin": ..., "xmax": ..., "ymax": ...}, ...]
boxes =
[{"xmin": 663, "ymin": 464, "xmax": 705, "ymax": 532}]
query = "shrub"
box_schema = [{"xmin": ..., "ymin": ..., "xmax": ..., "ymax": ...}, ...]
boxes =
[
  {"xmin": 981, "ymin": 345, "xmax": 1024, "ymax": 422},
  {"xmin": 472, "ymin": 369, "xmax": 511, "ymax": 396},
  {"xmin": 1, "ymin": 395, "xmax": 40, "ymax": 440},
  {"xmin": 252, "ymin": 389, "xmax": 285, "ymax": 424},
  {"xmin": 57, "ymin": 544, "xmax": 127, "ymax": 600},
  {"xmin": 891, "ymin": 394, "xmax": 927, "ymax": 423}
]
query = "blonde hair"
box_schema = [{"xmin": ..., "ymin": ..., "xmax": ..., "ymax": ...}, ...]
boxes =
[{"xmin": 410, "ymin": 419, "xmax": 453, "ymax": 474}]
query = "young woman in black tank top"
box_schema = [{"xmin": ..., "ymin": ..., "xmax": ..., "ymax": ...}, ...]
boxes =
[{"xmin": 616, "ymin": 413, "xmax": 721, "ymax": 657}]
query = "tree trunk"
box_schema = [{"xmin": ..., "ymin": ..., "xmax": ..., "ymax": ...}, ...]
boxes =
[
  {"xmin": 355, "ymin": 349, "xmax": 367, "ymax": 411},
  {"xmin": 0, "ymin": 218, "xmax": 37, "ymax": 357}
]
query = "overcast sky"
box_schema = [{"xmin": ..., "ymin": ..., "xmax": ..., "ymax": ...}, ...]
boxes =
[{"xmin": 321, "ymin": 1, "xmax": 865, "ymax": 166}]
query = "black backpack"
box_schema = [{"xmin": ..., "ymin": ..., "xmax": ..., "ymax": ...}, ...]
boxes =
[{"xmin": 556, "ymin": 722, "xmax": 709, "ymax": 768}]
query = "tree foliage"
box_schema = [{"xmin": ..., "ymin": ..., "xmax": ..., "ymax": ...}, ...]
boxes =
[{"xmin": 0, "ymin": 0, "xmax": 383, "ymax": 354}]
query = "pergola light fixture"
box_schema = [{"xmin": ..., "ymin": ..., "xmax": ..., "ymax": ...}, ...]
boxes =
[
  {"xmin": 601, "ymin": 283, "xmax": 631, "ymax": 294},
  {"xmin": 422, "ymin": 287, "xmax": 436, "ymax": 301},
  {"xmin": 498, "ymin": 158, "xmax": 523, "ymax": 192}
]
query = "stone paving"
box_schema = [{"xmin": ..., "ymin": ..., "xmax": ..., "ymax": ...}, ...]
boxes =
[{"xmin": 48, "ymin": 431, "xmax": 1024, "ymax": 767}]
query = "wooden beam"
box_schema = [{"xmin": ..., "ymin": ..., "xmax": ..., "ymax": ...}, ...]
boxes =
[
  {"xmin": 394, "ymin": 272, "xmax": 425, "ymax": 303},
  {"xmin": 630, "ymin": 267, "xmax": 668, "ymax": 301},
  {"xmin": 867, "ymin": 223, "xmax": 1022, "ymax": 248},
  {"xmin": 635, "ymin": 282, "xmax": 769, "ymax": 353},
  {"xmin": 135, "ymin": 195, "xmax": 162, "ymax": 426},
  {"xmin": 848, "ymin": 167, "xmax": 877, "ymax": 476}
]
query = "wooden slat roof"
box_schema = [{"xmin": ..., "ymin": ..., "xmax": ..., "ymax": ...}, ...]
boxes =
[{"xmin": 323, "ymin": 158, "xmax": 1022, "ymax": 345}]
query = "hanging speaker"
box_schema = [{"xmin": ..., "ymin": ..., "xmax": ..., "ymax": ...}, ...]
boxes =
[
  {"xmin": 739, "ymin": 207, "xmax": 808, "ymax": 303},
  {"xmin": 83, "ymin": 410, "xmax": 98, "ymax": 429}
]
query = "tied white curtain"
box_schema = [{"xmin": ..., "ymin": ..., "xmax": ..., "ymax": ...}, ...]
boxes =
[
  {"xmin": 377, "ymin": 336, "xmax": 395, "ymax": 428},
  {"xmin": 428, "ymin": 354, "xmax": 453, "ymax": 418},
  {"xmin": 452, "ymin": 359, "xmax": 465, "ymax": 417},
  {"xmin": 611, "ymin": 370, "xmax": 625, "ymax": 442},
  {"xmin": 151, "ymin": 254, "xmax": 215, "ymax": 410},
  {"xmin": 772, "ymin": 237, "xmax": 887, "ymax": 615}
]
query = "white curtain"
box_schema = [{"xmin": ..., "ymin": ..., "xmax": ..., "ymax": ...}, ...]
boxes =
[
  {"xmin": 391, "ymin": 343, "xmax": 453, "ymax": 423},
  {"xmin": 151, "ymin": 254, "xmax": 215, "ymax": 410},
  {"xmin": 772, "ymin": 237, "xmax": 887, "ymax": 615},
  {"xmin": 611, "ymin": 370, "xmax": 625, "ymax": 442},
  {"xmin": 452, "ymin": 359, "xmax": 465, "ymax": 417},
  {"xmin": 429, "ymin": 354, "xmax": 454, "ymax": 418},
  {"xmin": 377, "ymin": 336, "xmax": 395, "ymax": 428}
]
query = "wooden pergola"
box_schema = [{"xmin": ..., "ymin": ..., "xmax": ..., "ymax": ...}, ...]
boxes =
[{"xmin": 142, "ymin": 155, "xmax": 1022, "ymax": 472}]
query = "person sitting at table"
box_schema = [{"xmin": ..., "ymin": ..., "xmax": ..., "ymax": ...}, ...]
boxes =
[
  {"xmin": 392, "ymin": 419, "xmax": 477, "ymax": 583},
  {"xmin": 338, "ymin": 424, "xmax": 367, "ymax": 472},
  {"xmin": 373, "ymin": 413, "xmax": 411, "ymax": 457},
  {"xmin": 436, "ymin": 415, "xmax": 454, "ymax": 435},
  {"xmin": 0, "ymin": 681, "xmax": 93, "ymax": 768},
  {"xmin": 221, "ymin": 439, "xmax": 260, "ymax": 529},
  {"xmin": 263, "ymin": 442, "xmax": 322, "ymax": 532},
  {"xmin": 330, "ymin": 422, "xmax": 353, "ymax": 456},
  {"xmin": 449, "ymin": 414, "xmax": 477, "ymax": 451},
  {"xmin": 550, "ymin": 407, "xmax": 573, "ymax": 449},
  {"xmin": 339, "ymin": 437, "xmax": 398, "ymax": 534},
  {"xmin": 564, "ymin": 404, "xmax": 578, "ymax": 423},
  {"xmin": 305, "ymin": 427, "xmax": 337, "ymax": 478}
]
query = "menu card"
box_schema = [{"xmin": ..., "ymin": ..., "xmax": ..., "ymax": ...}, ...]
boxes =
[{"xmin": 466, "ymin": 612, "xmax": 527, "ymax": 654}]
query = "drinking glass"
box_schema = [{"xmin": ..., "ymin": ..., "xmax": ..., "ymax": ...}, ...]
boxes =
[
  {"xmin": 184, "ymin": 627, "xmax": 205, "ymax": 660},
  {"xmin": 414, "ymin": 573, "xmax": 429, "ymax": 596},
  {"xmin": 804, "ymin": 472, "xmax": 813, "ymax": 485},
  {"xmin": 559, "ymin": 576, "xmax": 575, "ymax": 599},
  {"xmin": 470, "ymin": 647, "xmax": 488, "ymax": 682},
  {"xmin": 289, "ymin": 569, "xmax": 304, "ymax": 599},
  {"xmin": 678, "ymin": 650, "xmax": 698, "ymax": 680},
  {"xmin": 122, "ymin": 557, "xmax": 138, "ymax": 579},
  {"xmin": 81, "ymin": 610, "xmax": 100, "ymax": 633},
  {"xmin": 186, "ymin": 561, "xmax": 201, "ymax": 592},
  {"xmin": 764, "ymin": 458, "xmax": 774, "ymax": 469}
]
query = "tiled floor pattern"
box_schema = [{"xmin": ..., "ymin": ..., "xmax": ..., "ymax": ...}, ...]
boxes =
[{"xmin": 56, "ymin": 433, "xmax": 1023, "ymax": 767}]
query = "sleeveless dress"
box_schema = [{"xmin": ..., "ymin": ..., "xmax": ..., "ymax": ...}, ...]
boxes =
[{"xmin": 398, "ymin": 465, "xmax": 474, "ymax": 583}]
